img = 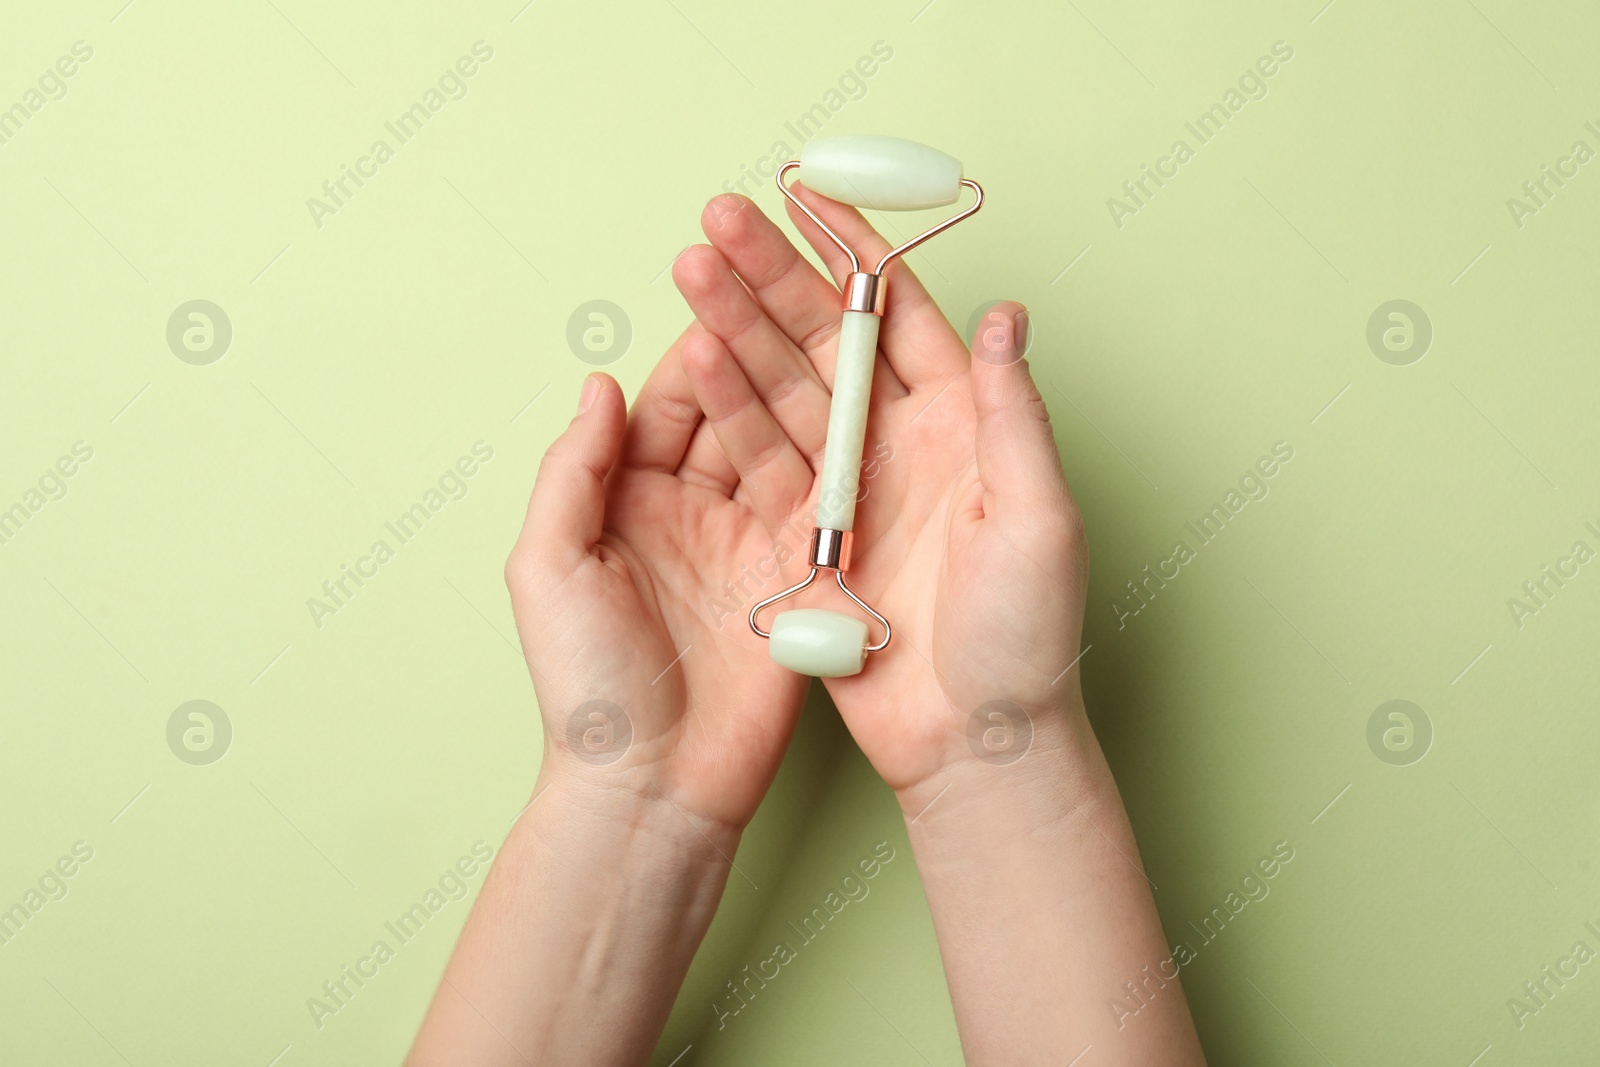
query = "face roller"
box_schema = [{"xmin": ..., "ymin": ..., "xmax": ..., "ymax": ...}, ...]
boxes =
[{"xmin": 747, "ymin": 135, "xmax": 984, "ymax": 678}]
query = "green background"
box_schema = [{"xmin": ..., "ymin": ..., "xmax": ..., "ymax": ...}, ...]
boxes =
[{"xmin": 3, "ymin": 0, "xmax": 1597, "ymax": 1063}]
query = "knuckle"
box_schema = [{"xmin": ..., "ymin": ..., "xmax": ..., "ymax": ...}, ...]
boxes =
[
  {"xmin": 1022, "ymin": 388, "xmax": 1052, "ymax": 424},
  {"xmin": 504, "ymin": 544, "xmax": 532, "ymax": 590}
]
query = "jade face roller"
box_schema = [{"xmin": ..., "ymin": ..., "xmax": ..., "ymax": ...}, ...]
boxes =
[{"xmin": 748, "ymin": 135, "xmax": 984, "ymax": 678}]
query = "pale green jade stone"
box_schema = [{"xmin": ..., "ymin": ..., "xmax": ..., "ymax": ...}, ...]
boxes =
[
  {"xmin": 798, "ymin": 135, "xmax": 963, "ymax": 211},
  {"xmin": 815, "ymin": 311, "xmax": 880, "ymax": 531},
  {"xmin": 769, "ymin": 609, "xmax": 868, "ymax": 677}
]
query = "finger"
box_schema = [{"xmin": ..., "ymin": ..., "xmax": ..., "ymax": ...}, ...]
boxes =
[
  {"xmin": 618, "ymin": 323, "xmax": 702, "ymax": 473},
  {"xmin": 968, "ymin": 305, "xmax": 1069, "ymax": 512},
  {"xmin": 619, "ymin": 321, "xmax": 741, "ymax": 491},
  {"xmin": 677, "ymin": 415, "xmax": 741, "ymax": 497},
  {"xmin": 681, "ymin": 329, "xmax": 814, "ymax": 533},
  {"xmin": 782, "ymin": 183, "xmax": 968, "ymax": 388},
  {"xmin": 701, "ymin": 194, "xmax": 841, "ymax": 357},
  {"xmin": 673, "ymin": 243, "xmax": 833, "ymax": 460},
  {"xmin": 516, "ymin": 373, "xmax": 628, "ymax": 573}
]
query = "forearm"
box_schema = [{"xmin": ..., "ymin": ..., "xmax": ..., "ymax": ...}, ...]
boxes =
[
  {"xmin": 898, "ymin": 694, "xmax": 1204, "ymax": 1065},
  {"xmin": 408, "ymin": 767, "xmax": 738, "ymax": 1066}
]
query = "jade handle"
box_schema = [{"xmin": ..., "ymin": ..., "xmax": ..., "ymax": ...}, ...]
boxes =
[{"xmin": 814, "ymin": 310, "xmax": 880, "ymax": 531}]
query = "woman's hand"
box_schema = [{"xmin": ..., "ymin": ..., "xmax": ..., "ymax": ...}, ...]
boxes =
[
  {"xmin": 504, "ymin": 335, "xmax": 815, "ymax": 830},
  {"xmin": 412, "ymin": 322, "xmax": 827, "ymax": 1066},
  {"xmin": 675, "ymin": 191, "xmax": 1204, "ymax": 1065}
]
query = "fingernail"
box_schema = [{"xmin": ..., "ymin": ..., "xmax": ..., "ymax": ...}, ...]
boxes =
[
  {"xmin": 976, "ymin": 306, "xmax": 1022, "ymax": 366},
  {"xmin": 577, "ymin": 374, "xmax": 601, "ymax": 414},
  {"xmin": 707, "ymin": 194, "xmax": 746, "ymax": 227},
  {"xmin": 1013, "ymin": 309, "xmax": 1030, "ymax": 354}
]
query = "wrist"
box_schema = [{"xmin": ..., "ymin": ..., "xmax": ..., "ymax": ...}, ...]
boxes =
[
  {"xmin": 534, "ymin": 689, "xmax": 777, "ymax": 835},
  {"xmin": 894, "ymin": 688, "xmax": 1114, "ymax": 837},
  {"xmin": 427, "ymin": 756, "xmax": 743, "ymax": 1065},
  {"xmin": 527, "ymin": 761, "xmax": 745, "ymax": 879}
]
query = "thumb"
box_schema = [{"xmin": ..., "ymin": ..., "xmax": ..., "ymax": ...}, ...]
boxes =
[
  {"xmin": 514, "ymin": 373, "xmax": 628, "ymax": 574},
  {"xmin": 969, "ymin": 303, "xmax": 1067, "ymax": 510}
]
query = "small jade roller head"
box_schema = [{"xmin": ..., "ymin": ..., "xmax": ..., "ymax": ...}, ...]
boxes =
[
  {"xmin": 769, "ymin": 609, "xmax": 870, "ymax": 678},
  {"xmin": 749, "ymin": 136, "xmax": 984, "ymax": 679}
]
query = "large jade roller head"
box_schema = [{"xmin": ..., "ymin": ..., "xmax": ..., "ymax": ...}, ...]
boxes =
[
  {"xmin": 798, "ymin": 135, "xmax": 965, "ymax": 210},
  {"xmin": 748, "ymin": 135, "xmax": 984, "ymax": 678}
]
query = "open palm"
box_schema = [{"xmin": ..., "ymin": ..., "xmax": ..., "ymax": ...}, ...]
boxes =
[
  {"xmin": 673, "ymin": 190, "xmax": 1089, "ymax": 794},
  {"xmin": 505, "ymin": 331, "xmax": 814, "ymax": 831}
]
